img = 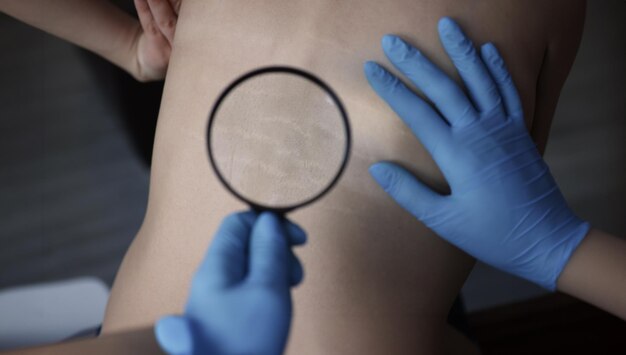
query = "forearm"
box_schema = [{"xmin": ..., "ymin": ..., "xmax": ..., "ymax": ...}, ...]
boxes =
[
  {"xmin": 0, "ymin": 0, "xmax": 142, "ymax": 79},
  {"xmin": 557, "ymin": 228, "xmax": 626, "ymax": 320},
  {"xmin": 0, "ymin": 327, "xmax": 162, "ymax": 355}
]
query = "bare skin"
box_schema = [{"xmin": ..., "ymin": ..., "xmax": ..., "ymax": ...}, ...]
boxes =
[
  {"xmin": 0, "ymin": 0, "xmax": 179, "ymax": 81},
  {"xmin": 558, "ymin": 228, "xmax": 626, "ymax": 320},
  {"xmin": 0, "ymin": 0, "xmax": 586, "ymax": 353},
  {"xmin": 100, "ymin": 1, "xmax": 585, "ymax": 354}
]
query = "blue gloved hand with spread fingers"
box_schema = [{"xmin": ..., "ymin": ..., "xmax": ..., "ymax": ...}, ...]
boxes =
[
  {"xmin": 364, "ymin": 17, "xmax": 590, "ymax": 290},
  {"xmin": 154, "ymin": 211, "xmax": 306, "ymax": 355}
]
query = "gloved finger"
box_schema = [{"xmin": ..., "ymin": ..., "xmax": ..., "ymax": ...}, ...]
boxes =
[
  {"xmin": 285, "ymin": 219, "xmax": 307, "ymax": 247},
  {"xmin": 248, "ymin": 214, "xmax": 306, "ymax": 247},
  {"xmin": 364, "ymin": 61, "xmax": 451, "ymax": 164},
  {"xmin": 381, "ymin": 35, "xmax": 478, "ymax": 128},
  {"xmin": 369, "ymin": 162, "xmax": 444, "ymax": 222},
  {"xmin": 438, "ymin": 17, "xmax": 504, "ymax": 116},
  {"xmin": 198, "ymin": 211, "xmax": 258, "ymax": 288},
  {"xmin": 247, "ymin": 212, "xmax": 291, "ymax": 287},
  {"xmin": 147, "ymin": 0, "xmax": 178, "ymax": 44},
  {"xmin": 155, "ymin": 315, "xmax": 193, "ymax": 355},
  {"xmin": 480, "ymin": 43, "xmax": 524, "ymax": 121},
  {"xmin": 241, "ymin": 213, "xmax": 306, "ymax": 246},
  {"xmin": 289, "ymin": 250, "xmax": 304, "ymax": 287}
]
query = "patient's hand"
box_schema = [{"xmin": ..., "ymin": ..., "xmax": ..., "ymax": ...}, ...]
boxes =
[
  {"xmin": 134, "ymin": 0, "xmax": 181, "ymax": 81},
  {"xmin": 154, "ymin": 211, "xmax": 306, "ymax": 355}
]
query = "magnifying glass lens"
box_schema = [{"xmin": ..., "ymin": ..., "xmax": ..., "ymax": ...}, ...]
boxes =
[{"xmin": 208, "ymin": 69, "xmax": 349, "ymax": 211}]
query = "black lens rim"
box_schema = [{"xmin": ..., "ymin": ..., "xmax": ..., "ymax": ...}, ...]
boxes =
[{"xmin": 206, "ymin": 66, "xmax": 351, "ymax": 214}]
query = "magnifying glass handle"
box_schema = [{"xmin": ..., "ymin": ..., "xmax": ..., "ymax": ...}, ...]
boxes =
[{"xmin": 249, "ymin": 204, "xmax": 291, "ymax": 217}]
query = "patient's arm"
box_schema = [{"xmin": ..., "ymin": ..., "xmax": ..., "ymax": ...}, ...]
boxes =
[{"xmin": 0, "ymin": 0, "xmax": 178, "ymax": 81}]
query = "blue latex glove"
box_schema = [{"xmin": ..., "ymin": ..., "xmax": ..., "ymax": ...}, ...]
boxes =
[
  {"xmin": 364, "ymin": 17, "xmax": 590, "ymax": 290},
  {"xmin": 154, "ymin": 211, "xmax": 307, "ymax": 355}
]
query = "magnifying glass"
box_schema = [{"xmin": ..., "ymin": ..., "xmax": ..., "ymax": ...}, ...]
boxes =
[{"xmin": 206, "ymin": 66, "xmax": 351, "ymax": 215}]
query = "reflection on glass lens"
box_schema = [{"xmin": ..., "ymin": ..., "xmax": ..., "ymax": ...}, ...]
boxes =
[{"xmin": 210, "ymin": 71, "xmax": 348, "ymax": 209}]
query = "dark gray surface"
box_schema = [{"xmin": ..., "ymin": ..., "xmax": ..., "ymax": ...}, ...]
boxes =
[{"xmin": 0, "ymin": 14, "xmax": 149, "ymax": 289}]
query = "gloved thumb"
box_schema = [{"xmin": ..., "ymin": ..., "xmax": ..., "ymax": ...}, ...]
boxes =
[
  {"xmin": 369, "ymin": 162, "xmax": 443, "ymax": 221},
  {"xmin": 154, "ymin": 315, "xmax": 194, "ymax": 355}
]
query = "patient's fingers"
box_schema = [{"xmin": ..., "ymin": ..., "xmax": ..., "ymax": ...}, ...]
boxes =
[
  {"xmin": 382, "ymin": 35, "xmax": 478, "ymax": 128},
  {"xmin": 135, "ymin": 0, "xmax": 160, "ymax": 38},
  {"xmin": 364, "ymin": 61, "xmax": 451, "ymax": 165},
  {"xmin": 438, "ymin": 17, "xmax": 503, "ymax": 116},
  {"xmin": 147, "ymin": 0, "xmax": 178, "ymax": 44}
]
